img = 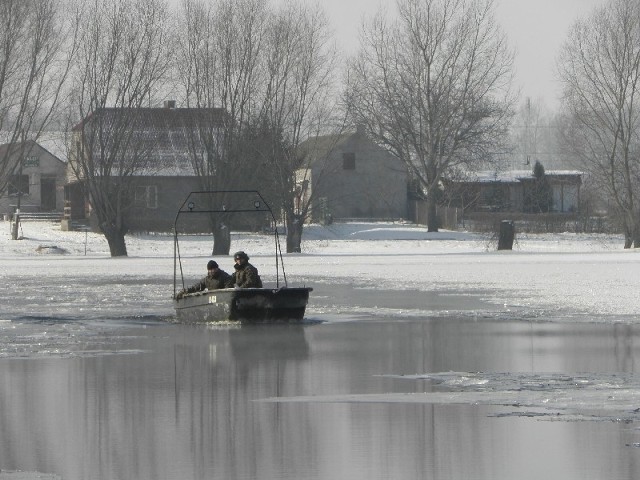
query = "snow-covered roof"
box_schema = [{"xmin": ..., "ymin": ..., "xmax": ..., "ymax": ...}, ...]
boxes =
[
  {"xmin": 0, "ymin": 131, "xmax": 68, "ymax": 162},
  {"xmin": 36, "ymin": 133, "xmax": 68, "ymax": 163},
  {"xmin": 470, "ymin": 169, "xmax": 583, "ymax": 183},
  {"xmin": 73, "ymin": 107, "xmax": 229, "ymax": 176}
]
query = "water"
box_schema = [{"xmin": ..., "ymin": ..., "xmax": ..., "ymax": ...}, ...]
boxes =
[{"xmin": 1, "ymin": 283, "xmax": 640, "ymax": 479}]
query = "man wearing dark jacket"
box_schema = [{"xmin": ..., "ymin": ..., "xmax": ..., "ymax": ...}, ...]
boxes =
[
  {"xmin": 229, "ymin": 251, "xmax": 262, "ymax": 288},
  {"xmin": 177, "ymin": 260, "xmax": 232, "ymax": 298}
]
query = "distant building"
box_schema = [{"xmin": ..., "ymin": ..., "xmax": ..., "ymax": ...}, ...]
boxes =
[
  {"xmin": 65, "ymin": 103, "xmax": 228, "ymax": 231},
  {"xmin": 296, "ymin": 127, "xmax": 408, "ymax": 222},
  {"xmin": 446, "ymin": 170, "xmax": 582, "ymax": 213},
  {"xmin": 0, "ymin": 140, "xmax": 66, "ymax": 216}
]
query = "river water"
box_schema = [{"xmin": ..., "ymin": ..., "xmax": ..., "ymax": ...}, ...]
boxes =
[{"xmin": 1, "ymin": 281, "xmax": 640, "ymax": 480}]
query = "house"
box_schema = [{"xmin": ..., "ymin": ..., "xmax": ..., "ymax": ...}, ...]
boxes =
[
  {"xmin": 0, "ymin": 140, "xmax": 66, "ymax": 216},
  {"xmin": 446, "ymin": 170, "xmax": 582, "ymax": 213},
  {"xmin": 65, "ymin": 103, "xmax": 228, "ymax": 231},
  {"xmin": 296, "ymin": 127, "xmax": 408, "ymax": 221}
]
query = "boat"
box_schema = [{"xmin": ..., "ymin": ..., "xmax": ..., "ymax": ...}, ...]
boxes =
[{"xmin": 172, "ymin": 190, "xmax": 312, "ymax": 323}]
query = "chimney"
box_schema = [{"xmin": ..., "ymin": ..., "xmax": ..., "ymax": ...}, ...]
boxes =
[{"xmin": 164, "ymin": 100, "xmax": 176, "ymax": 109}]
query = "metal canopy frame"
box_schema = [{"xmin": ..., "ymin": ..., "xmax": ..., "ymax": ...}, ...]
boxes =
[{"xmin": 172, "ymin": 190, "xmax": 287, "ymax": 295}]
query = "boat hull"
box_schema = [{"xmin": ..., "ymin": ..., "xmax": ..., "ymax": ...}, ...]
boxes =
[{"xmin": 174, "ymin": 287, "xmax": 312, "ymax": 323}]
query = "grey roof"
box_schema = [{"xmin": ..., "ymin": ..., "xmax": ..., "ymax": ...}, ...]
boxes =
[
  {"xmin": 0, "ymin": 132, "xmax": 68, "ymax": 162},
  {"xmin": 36, "ymin": 133, "xmax": 68, "ymax": 163},
  {"xmin": 74, "ymin": 107, "xmax": 228, "ymax": 176},
  {"xmin": 297, "ymin": 133, "xmax": 353, "ymax": 161},
  {"xmin": 0, "ymin": 139, "xmax": 66, "ymax": 166}
]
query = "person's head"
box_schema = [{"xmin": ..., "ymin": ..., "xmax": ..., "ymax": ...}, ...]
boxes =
[
  {"xmin": 207, "ymin": 260, "xmax": 218, "ymax": 272},
  {"xmin": 233, "ymin": 251, "xmax": 249, "ymax": 265}
]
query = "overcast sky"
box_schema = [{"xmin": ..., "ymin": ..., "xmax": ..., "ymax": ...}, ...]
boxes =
[
  {"xmin": 169, "ymin": 0, "xmax": 610, "ymax": 110},
  {"xmin": 319, "ymin": 0, "xmax": 609, "ymax": 110}
]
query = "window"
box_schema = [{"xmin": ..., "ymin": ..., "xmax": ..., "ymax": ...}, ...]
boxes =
[
  {"xmin": 343, "ymin": 152, "xmax": 356, "ymax": 170},
  {"xmin": 135, "ymin": 185, "xmax": 158, "ymax": 209},
  {"xmin": 8, "ymin": 175, "xmax": 29, "ymax": 196}
]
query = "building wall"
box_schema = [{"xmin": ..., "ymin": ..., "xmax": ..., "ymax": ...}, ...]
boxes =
[
  {"xmin": 0, "ymin": 144, "xmax": 66, "ymax": 215},
  {"xmin": 126, "ymin": 176, "xmax": 203, "ymax": 232},
  {"xmin": 311, "ymin": 131, "xmax": 407, "ymax": 220},
  {"xmin": 456, "ymin": 173, "xmax": 581, "ymax": 214}
]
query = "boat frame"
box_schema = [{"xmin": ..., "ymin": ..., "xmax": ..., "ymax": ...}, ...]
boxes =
[{"xmin": 172, "ymin": 190, "xmax": 312, "ymax": 323}]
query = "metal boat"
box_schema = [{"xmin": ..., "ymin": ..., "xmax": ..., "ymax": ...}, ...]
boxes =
[{"xmin": 172, "ymin": 191, "xmax": 312, "ymax": 323}]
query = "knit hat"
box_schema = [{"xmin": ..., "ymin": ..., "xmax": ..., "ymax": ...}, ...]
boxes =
[
  {"xmin": 207, "ymin": 260, "xmax": 218, "ymax": 269},
  {"xmin": 233, "ymin": 251, "xmax": 249, "ymax": 261}
]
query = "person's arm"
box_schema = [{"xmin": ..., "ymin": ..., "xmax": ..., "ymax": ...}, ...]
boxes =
[
  {"xmin": 225, "ymin": 272, "xmax": 236, "ymax": 288},
  {"xmin": 245, "ymin": 266, "xmax": 262, "ymax": 288},
  {"xmin": 186, "ymin": 278, "xmax": 206, "ymax": 293}
]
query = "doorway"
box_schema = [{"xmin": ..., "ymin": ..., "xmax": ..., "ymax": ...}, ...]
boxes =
[{"xmin": 40, "ymin": 178, "xmax": 57, "ymax": 211}]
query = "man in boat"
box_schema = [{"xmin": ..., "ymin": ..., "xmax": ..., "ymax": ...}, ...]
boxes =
[
  {"xmin": 176, "ymin": 260, "xmax": 232, "ymax": 298},
  {"xmin": 228, "ymin": 251, "xmax": 262, "ymax": 288}
]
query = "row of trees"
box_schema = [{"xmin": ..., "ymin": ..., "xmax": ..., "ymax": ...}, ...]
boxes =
[
  {"xmin": 5, "ymin": 0, "xmax": 639, "ymax": 253},
  {"xmin": 0, "ymin": 0, "xmax": 517, "ymax": 256},
  {"xmin": 65, "ymin": 0, "xmax": 342, "ymax": 255},
  {"xmin": 558, "ymin": 0, "xmax": 640, "ymax": 248}
]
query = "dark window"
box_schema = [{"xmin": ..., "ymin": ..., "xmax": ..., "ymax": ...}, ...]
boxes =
[
  {"xmin": 8, "ymin": 175, "xmax": 29, "ymax": 196},
  {"xmin": 343, "ymin": 152, "xmax": 356, "ymax": 170}
]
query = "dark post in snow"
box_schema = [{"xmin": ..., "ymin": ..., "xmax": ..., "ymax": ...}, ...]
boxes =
[{"xmin": 497, "ymin": 220, "xmax": 515, "ymax": 250}]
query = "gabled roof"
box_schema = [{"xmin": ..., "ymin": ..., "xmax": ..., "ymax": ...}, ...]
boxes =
[
  {"xmin": 33, "ymin": 134, "xmax": 68, "ymax": 163},
  {"xmin": 0, "ymin": 140, "xmax": 66, "ymax": 167},
  {"xmin": 0, "ymin": 133, "xmax": 68, "ymax": 162},
  {"xmin": 73, "ymin": 107, "xmax": 229, "ymax": 176},
  {"xmin": 297, "ymin": 132, "xmax": 353, "ymax": 161},
  {"xmin": 72, "ymin": 107, "xmax": 228, "ymax": 130}
]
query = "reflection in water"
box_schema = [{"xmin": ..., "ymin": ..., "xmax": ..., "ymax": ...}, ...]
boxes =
[{"xmin": 0, "ymin": 319, "xmax": 639, "ymax": 479}]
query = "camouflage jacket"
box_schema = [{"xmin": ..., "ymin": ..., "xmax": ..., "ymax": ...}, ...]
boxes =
[
  {"xmin": 231, "ymin": 262, "xmax": 262, "ymax": 288},
  {"xmin": 186, "ymin": 269, "xmax": 232, "ymax": 293}
]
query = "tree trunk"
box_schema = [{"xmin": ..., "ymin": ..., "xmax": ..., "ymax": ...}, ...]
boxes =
[
  {"xmin": 633, "ymin": 220, "xmax": 640, "ymax": 248},
  {"xmin": 11, "ymin": 214, "xmax": 20, "ymax": 240},
  {"xmin": 286, "ymin": 215, "xmax": 303, "ymax": 253},
  {"xmin": 624, "ymin": 222, "xmax": 633, "ymax": 249},
  {"xmin": 427, "ymin": 195, "xmax": 438, "ymax": 232},
  {"xmin": 102, "ymin": 224, "xmax": 128, "ymax": 257},
  {"xmin": 212, "ymin": 223, "xmax": 231, "ymax": 256}
]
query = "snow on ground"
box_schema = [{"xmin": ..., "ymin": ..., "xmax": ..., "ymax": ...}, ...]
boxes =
[{"xmin": 0, "ymin": 219, "xmax": 638, "ymax": 321}]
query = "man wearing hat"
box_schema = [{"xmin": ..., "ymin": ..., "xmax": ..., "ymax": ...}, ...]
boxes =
[
  {"xmin": 229, "ymin": 251, "xmax": 262, "ymax": 288},
  {"xmin": 176, "ymin": 260, "xmax": 232, "ymax": 298}
]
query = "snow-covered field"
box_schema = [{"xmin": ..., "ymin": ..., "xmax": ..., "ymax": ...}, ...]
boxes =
[{"xmin": 1, "ymin": 219, "xmax": 637, "ymax": 321}]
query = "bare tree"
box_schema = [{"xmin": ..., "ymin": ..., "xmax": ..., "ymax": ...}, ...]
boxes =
[
  {"xmin": 345, "ymin": 0, "xmax": 515, "ymax": 231},
  {"xmin": 557, "ymin": 0, "xmax": 640, "ymax": 248},
  {"xmin": 68, "ymin": 0, "xmax": 174, "ymax": 256},
  {"xmin": 0, "ymin": 0, "xmax": 77, "ymax": 226},
  {"xmin": 176, "ymin": 0, "xmax": 339, "ymax": 254},
  {"xmin": 176, "ymin": 0, "xmax": 267, "ymax": 254},
  {"xmin": 256, "ymin": 2, "xmax": 339, "ymax": 253}
]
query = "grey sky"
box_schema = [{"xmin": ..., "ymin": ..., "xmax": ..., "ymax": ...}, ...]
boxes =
[
  {"xmin": 170, "ymin": 0, "xmax": 609, "ymax": 109},
  {"xmin": 320, "ymin": 0, "xmax": 608, "ymax": 109}
]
